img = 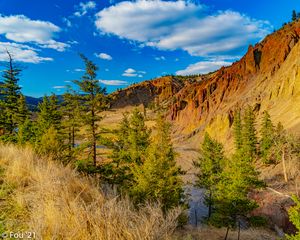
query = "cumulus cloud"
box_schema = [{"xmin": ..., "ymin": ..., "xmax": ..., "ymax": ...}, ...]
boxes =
[
  {"xmin": 122, "ymin": 68, "xmax": 137, "ymax": 77},
  {"xmin": 99, "ymin": 79, "xmax": 128, "ymax": 86},
  {"xmin": 0, "ymin": 42, "xmax": 52, "ymax": 63},
  {"xmin": 95, "ymin": 52, "xmax": 112, "ymax": 60},
  {"xmin": 95, "ymin": 1, "xmax": 271, "ymax": 57},
  {"xmin": 0, "ymin": 15, "xmax": 69, "ymax": 52},
  {"xmin": 74, "ymin": 1, "xmax": 96, "ymax": 17},
  {"xmin": 176, "ymin": 61, "xmax": 232, "ymax": 75}
]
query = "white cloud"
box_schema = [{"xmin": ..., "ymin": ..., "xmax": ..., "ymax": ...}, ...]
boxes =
[
  {"xmin": 0, "ymin": 15, "xmax": 69, "ymax": 51},
  {"xmin": 99, "ymin": 79, "xmax": 128, "ymax": 86},
  {"xmin": 53, "ymin": 86, "xmax": 66, "ymax": 89},
  {"xmin": 0, "ymin": 42, "xmax": 52, "ymax": 63},
  {"xmin": 95, "ymin": 52, "xmax": 112, "ymax": 60},
  {"xmin": 74, "ymin": 1, "xmax": 96, "ymax": 17},
  {"xmin": 122, "ymin": 68, "xmax": 137, "ymax": 77},
  {"xmin": 155, "ymin": 56, "xmax": 166, "ymax": 61},
  {"xmin": 62, "ymin": 17, "xmax": 72, "ymax": 27},
  {"xmin": 95, "ymin": 1, "xmax": 272, "ymax": 57},
  {"xmin": 74, "ymin": 68, "xmax": 85, "ymax": 72},
  {"xmin": 176, "ymin": 61, "xmax": 232, "ymax": 75}
]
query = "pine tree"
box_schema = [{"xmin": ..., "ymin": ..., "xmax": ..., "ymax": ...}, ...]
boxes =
[
  {"xmin": 108, "ymin": 109, "xmax": 150, "ymax": 186},
  {"xmin": 233, "ymin": 109, "xmax": 243, "ymax": 152},
  {"xmin": 242, "ymin": 106, "xmax": 258, "ymax": 161},
  {"xmin": 16, "ymin": 94, "xmax": 30, "ymax": 126},
  {"xmin": 73, "ymin": 54, "xmax": 107, "ymax": 166},
  {"xmin": 293, "ymin": 10, "xmax": 297, "ymax": 21},
  {"xmin": 131, "ymin": 115, "xmax": 184, "ymax": 211},
  {"xmin": 35, "ymin": 94, "xmax": 62, "ymax": 156},
  {"xmin": 260, "ymin": 111, "xmax": 274, "ymax": 164},
  {"xmin": 286, "ymin": 195, "xmax": 300, "ymax": 240},
  {"xmin": 211, "ymin": 152, "xmax": 262, "ymax": 236},
  {"xmin": 193, "ymin": 132, "xmax": 224, "ymax": 219},
  {"xmin": 0, "ymin": 51, "xmax": 22, "ymax": 140},
  {"xmin": 36, "ymin": 95, "xmax": 62, "ymax": 135},
  {"xmin": 61, "ymin": 90, "xmax": 81, "ymax": 159}
]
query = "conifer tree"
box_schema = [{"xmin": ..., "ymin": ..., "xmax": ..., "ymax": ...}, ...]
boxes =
[
  {"xmin": 211, "ymin": 151, "xmax": 262, "ymax": 237},
  {"xmin": 233, "ymin": 109, "xmax": 243, "ymax": 152},
  {"xmin": 131, "ymin": 115, "xmax": 184, "ymax": 211},
  {"xmin": 73, "ymin": 54, "xmax": 107, "ymax": 166},
  {"xmin": 61, "ymin": 90, "xmax": 81, "ymax": 159},
  {"xmin": 293, "ymin": 10, "xmax": 297, "ymax": 21},
  {"xmin": 286, "ymin": 195, "xmax": 300, "ymax": 240},
  {"xmin": 16, "ymin": 94, "xmax": 30, "ymax": 126},
  {"xmin": 242, "ymin": 106, "xmax": 258, "ymax": 161},
  {"xmin": 260, "ymin": 111, "xmax": 275, "ymax": 164},
  {"xmin": 35, "ymin": 94, "xmax": 62, "ymax": 156},
  {"xmin": 0, "ymin": 51, "xmax": 22, "ymax": 140},
  {"xmin": 108, "ymin": 109, "xmax": 150, "ymax": 186},
  {"xmin": 193, "ymin": 132, "xmax": 224, "ymax": 219}
]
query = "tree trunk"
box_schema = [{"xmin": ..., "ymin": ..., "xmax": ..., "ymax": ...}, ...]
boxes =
[
  {"xmin": 208, "ymin": 190, "xmax": 212, "ymax": 219},
  {"xmin": 72, "ymin": 126, "xmax": 75, "ymax": 148},
  {"xmin": 282, "ymin": 148, "xmax": 288, "ymax": 182},
  {"xmin": 92, "ymin": 108, "xmax": 97, "ymax": 167},
  {"xmin": 237, "ymin": 221, "xmax": 240, "ymax": 240},
  {"xmin": 224, "ymin": 227, "xmax": 229, "ymax": 240}
]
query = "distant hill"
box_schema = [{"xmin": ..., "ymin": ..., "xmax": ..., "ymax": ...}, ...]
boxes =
[{"xmin": 25, "ymin": 96, "xmax": 43, "ymax": 111}]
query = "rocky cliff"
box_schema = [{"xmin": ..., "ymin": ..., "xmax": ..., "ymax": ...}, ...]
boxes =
[{"xmin": 110, "ymin": 20, "xmax": 300, "ymax": 148}]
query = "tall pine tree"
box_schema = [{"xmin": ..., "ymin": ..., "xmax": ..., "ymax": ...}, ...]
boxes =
[
  {"xmin": 260, "ymin": 111, "xmax": 274, "ymax": 164},
  {"xmin": 193, "ymin": 132, "xmax": 225, "ymax": 219},
  {"xmin": 108, "ymin": 109, "xmax": 150, "ymax": 186},
  {"xmin": 242, "ymin": 106, "xmax": 258, "ymax": 161},
  {"xmin": 0, "ymin": 51, "xmax": 22, "ymax": 141},
  {"xmin": 131, "ymin": 115, "xmax": 184, "ymax": 211},
  {"xmin": 73, "ymin": 54, "xmax": 107, "ymax": 167}
]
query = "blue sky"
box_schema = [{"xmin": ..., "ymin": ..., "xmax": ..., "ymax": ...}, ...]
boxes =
[{"xmin": 0, "ymin": 0, "xmax": 298, "ymax": 97}]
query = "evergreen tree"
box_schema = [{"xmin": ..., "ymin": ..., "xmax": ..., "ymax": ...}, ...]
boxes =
[
  {"xmin": 0, "ymin": 51, "xmax": 22, "ymax": 140},
  {"xmin": 242, "ymin": 106, "xmax": 258, "ymax": 161},
  {"xmin": 131, "ymin": 115, "xmax": 184, "ymax": 211},
  {"xmin": 260, "ymin": 111, "xmax": 275, "ymax": 164},
  {"xmin": 293, "ymin": 10, "xmax": 297, "ymax": 21},
  {"xmin": 193, "ymin": 132, "xmax": 225, "ymax": 219},
  {"xmin": 233, "ymin": 109, "xmax": 243, "ymax": 152},
  {"xmin": 16, "ymin": 94, "xmax": 30, "ymax": 125},
  {"xmin": 73, "ymin": 54, "xmax": 107, "ymax": 166},
  {"xmin": 108, "ymin": 109, "xmax": 150, "ymax": 186},
  {"xmin": 61, "ymin": 90, "xmax": 81, "ymax": 159},
  {"xmin": 35, "ymin": 94, "xmax": 62, "ymax": 156},
  {"xmin": 286, "ymin": 195, "xmax": 300, "ymax": 240},
  {"xmin": 211, "ymin": 152, "xmax": 262, "ymax": 236}
]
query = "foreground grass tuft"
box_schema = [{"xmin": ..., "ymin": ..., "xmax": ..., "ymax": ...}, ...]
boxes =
[{"xmin": 0, "ymin": 144, "xmax": 181, "ymax": 240}]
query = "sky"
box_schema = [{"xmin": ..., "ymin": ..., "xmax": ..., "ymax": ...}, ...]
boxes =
[{"xmin": 0, "ymin": 0, "xmax": 298, "ymax": 97}]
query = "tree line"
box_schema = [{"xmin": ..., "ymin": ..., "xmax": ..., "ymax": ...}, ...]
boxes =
[{"xmin": 194, "ymin": 107, "xmax": 300, "ymax": 239}]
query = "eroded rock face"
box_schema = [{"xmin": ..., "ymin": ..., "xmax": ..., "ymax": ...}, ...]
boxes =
[
  {"xmin": 109, "ymin": 76, "xmax": 187, "ymax": 108},
  {"xmin": 169, "ymin": 21, "xmax": 300, "ymax": 133}
]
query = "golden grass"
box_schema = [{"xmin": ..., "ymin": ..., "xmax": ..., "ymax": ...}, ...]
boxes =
[
  {"xmin": 174, "ymin": 225, "xmax": 277, "ymax": 240},
  {"xmin": 0, "ymin": 144, "xmax": 181, "ymax": 240}
]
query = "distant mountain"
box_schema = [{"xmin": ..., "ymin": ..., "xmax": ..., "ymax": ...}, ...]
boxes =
[{"xmin": 25, "ymin": 96, "xmax": 43, "ymax": 111}]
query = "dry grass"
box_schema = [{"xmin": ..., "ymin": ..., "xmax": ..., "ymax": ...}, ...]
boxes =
[
  {"xmin": 174, "ymin": 226, "xmax": 278, "ymax": 240},
  {"xmin": 0, "ymin": 144, "xmax": 181, "ymax": 240}
]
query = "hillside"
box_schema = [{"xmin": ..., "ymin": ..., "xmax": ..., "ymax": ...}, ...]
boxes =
[
  {"xmin": 0, "ymin": 144, "xmax": 278, "ymax": 240},
  {"xmin": 110, "ymin": 21, "xmax": 300, "ymax": 151}
]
